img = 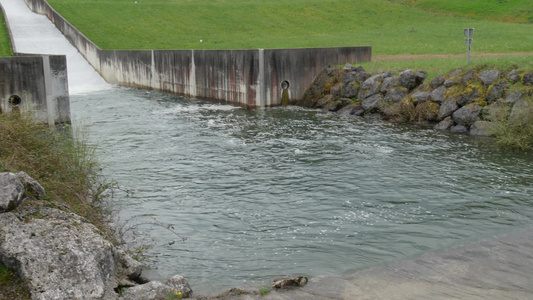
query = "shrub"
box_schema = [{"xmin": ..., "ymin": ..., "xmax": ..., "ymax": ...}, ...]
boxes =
[{"xmin": 488, "ymin": 96, "xmax": 533, "ymax": 150}]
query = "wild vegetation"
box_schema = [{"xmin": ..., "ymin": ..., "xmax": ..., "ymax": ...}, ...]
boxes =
[
  {"xmin": 0, "ymin": 264, "xmax": 31, "ymax": 300},
  {"xmin": 44, "ymin": 0, "xmax": 533, "ymax": 53},
  {"xmin": 0, "ymin": 113, "xmax": 114, "ymax": 237}
]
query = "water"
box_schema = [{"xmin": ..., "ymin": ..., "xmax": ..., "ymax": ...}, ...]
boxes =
[
  {"xmin": 70, "ymin": 88, "xmax": 533, "ymax": 295},
  {"xmin": 4, "ymin": 0, "xmax": 533, "ymax": 295}
]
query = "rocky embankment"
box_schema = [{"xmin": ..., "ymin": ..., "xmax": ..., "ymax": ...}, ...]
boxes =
[
  {"xmin": 0, "ymin": 172, "xmax": 192, "ymax": 300},
  {"xmin": 296, "ymin": 64, "xmax": 533, "ymax": 136}
]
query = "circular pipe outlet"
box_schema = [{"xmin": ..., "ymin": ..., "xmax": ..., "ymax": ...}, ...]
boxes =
[{"xmin": 9, "ymin": 95, "xmax": 22, "ymax": 107}]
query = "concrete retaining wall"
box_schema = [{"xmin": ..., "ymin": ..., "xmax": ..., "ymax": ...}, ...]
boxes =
[
  {"xmin": 23, "ymin": 0, "xmax": 372, "ymax": 108},
  {"xmin": 0, "ymin": 3, "xmax": 70, "ymax": 125},
  {"xmin": 0, "ymin": 55, "xmax": 70, "ymax": 124}
]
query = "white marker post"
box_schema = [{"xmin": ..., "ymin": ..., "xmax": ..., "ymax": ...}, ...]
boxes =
[{"xmin": 464, "ymin": 28, "xmax": 474, "ymax": 65}]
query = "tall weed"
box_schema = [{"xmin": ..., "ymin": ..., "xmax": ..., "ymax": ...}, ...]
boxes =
[
  {"xmin": 0, "ymin": 113, "xmax": 115, "ymax": 239},
  {"xmin": 488, "ymin": 96, "xmax": 533, "ymax": 150}
]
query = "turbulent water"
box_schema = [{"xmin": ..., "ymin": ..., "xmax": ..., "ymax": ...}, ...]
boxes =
[{"xmin": 71, "ymin": 87, "xmax": 533, "ymax": 295}]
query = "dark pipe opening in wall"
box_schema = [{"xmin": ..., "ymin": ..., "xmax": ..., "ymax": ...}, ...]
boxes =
[
  {"xmin": 281, "ymin": 80, "xmax": 290, "ymax": 90},
  {"xmin": 9, "ymin": 95, "xmax": 22, "ymax": 107}
]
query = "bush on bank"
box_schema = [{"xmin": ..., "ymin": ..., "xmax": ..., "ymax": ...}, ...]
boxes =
[{"xmin": 297, "ymin": 64, "xmax": 533, "ymax": 150}]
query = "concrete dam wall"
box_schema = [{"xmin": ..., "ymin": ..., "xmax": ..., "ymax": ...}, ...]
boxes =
[
  {"xmin": 0, "ymin": 54, "xmax": 70, "ymax": 125},
  {"xmin": 0, "ymin": 2, "xmax": 70, "ymax": 125},
  {"xmin": 23, "ymin": 0, "xmax": 372, "ymax": 108}
]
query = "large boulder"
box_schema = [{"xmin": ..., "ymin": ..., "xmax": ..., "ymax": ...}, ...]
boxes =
[
  {"xmin": 470, "ymin": 121, "xmax": 493, "ymax": 137},
  {"xmin": 452, "ymin": 103, "xmax": 483, "ymax": 125},
  {"xmin": 361, "ymin": 93, "xmax": 384, "ymax": 112},
  {"xmin": 457, "ymin": 88, "xmax": 481, "ymax": 107},
  {"xmin": 430, "ymin": 86, "xmax": 447, "ymax": 104},
  {"xmin": 342, "ymin": 71, "xmax": 357, "ymax": 85},
  {"xmin": 509, "ymin": 99, "xmax": 533, "ymax": 125},
  {"xmin": 399, "ymin": 70, "xmax": 425, "ymax": 91},
  {"xmin": 505, "ymin": 90, "xmax": 523, "ymax": 104},
  {"xmin": 380, "ymin": 75, "xmax": 399, "ymax": 93},
  {"xmin": 478, "ymin": 70, "xmax": 500, "ymax": 86},
  {"xmin": 434, "ymin": 116, "xmax": 454, "ymax": 131},
  {"xmin": 430, "ymin": 75, "xmax": 445, "ymax": 89},
  {"xmin": 0, "ymin": 172, "xmax": 151, "ymax": 300},
  {"xmin": 523, "ymin": 72, "xmax": 533, "ymax": 86},
  {"xmin": 507, "ymin": 69, "xmax": 520, "ymax": 83},
  {"xmin": 358, "ymin": 75, "xmax": 382, "ymax": 99},
  {"xmin": 486, "ymin": 81, "xmax": 508, "ymax": 104},
  {"xmin": 0, "ymin": 201, "xmax": 120, "ymax": 300},
  {"xmin": 411, "ymin": 91, "xmax": 431, "ymax": 104},
  {"xmin": 336, "ymin": 103, "xmax": 364, "ymax": 116},
  {"xmin": 342, "ymin": 81, "xmax": 360, "ymax": 98},
  {"xmin": 438, "ymin": 98, "xmax": 459, "ymax": 119},
  {"xmin": 384, "ymin": 88, "xmax": 407, "ymax": 103},
  {"xmin": 461, "ymin": 69, "xmax": 474, "ymax": 83},
  {"xmin": 451, "ymin": 125, "xmax": 469, "ymax": 134},
  {"xmin": 0, "ymin": 171, "xmax": 45, "ymax": 213}
]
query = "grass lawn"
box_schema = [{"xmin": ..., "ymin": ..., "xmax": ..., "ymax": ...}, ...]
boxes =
[
  {"xmin": 45, "ymin": 0, "xmax": 533, "ymax": 54},
  {"xmin": 0, "ymin": 12, "xmax": 12, "ymax": 56},
  {"xmin": 394, "ymin": 0, "xmax": 533, "ymax": 23}
]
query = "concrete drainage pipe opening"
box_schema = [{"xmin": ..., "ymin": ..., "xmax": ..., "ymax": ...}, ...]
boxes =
[{"xmin": 9, "ymin": 95, "xmax": 22, "ymax": 107}]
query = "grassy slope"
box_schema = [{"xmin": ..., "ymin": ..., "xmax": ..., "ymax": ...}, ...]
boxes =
[
  {"xmin": 394, "ymin": 0, "xmax": 533, "ymax": 23},
  {"xmin": 46, "ymin": 0, "xmax": 533, "ymax": 54},
  {"xmin": 0, "ymin": 12, "xmax": 13, "ymax": 56}
]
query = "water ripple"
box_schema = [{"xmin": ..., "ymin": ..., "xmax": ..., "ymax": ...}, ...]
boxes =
[{"xmin": 71, "ymin": 88, "xmax": 533, "ymax": 295}]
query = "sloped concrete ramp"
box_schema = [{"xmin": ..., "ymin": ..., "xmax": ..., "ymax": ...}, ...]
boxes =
[{"xmin": 0, "ymin": 0, "xmax": 111, "ymax": 94}]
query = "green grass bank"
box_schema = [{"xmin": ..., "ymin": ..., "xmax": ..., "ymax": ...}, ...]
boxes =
[
  {"xmin": 46, "ymin": 0, "xmax": 532, "ymax": 54},
  {"xmin": 0, "ymin": 12, "xmax": 12, "ymax": 57},
  {"xmin": 394, "ymin": 0, "xmax": 533, "ymax": 24}
]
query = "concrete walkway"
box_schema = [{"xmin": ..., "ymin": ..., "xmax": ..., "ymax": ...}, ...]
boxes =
[
  {"xmin": 205, "ymin": 228, "xmax": 533, "ymax": 299},
  {"xmin": 0, "ymin": 0, "xmax": 110, "ymax": 94}
]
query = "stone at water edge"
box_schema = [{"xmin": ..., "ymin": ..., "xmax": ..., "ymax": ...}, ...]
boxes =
[
  {"xmin": 0, "ymin": 171, "xmax": 46, "ymax": 213},
  {"xmin": 470, "ymin": 121, "xmax": 493, "ymax": 137},
  {"xmin": 118, "ymin": 275, "xmax": 193, "ymax": 300},
  {"xmin": 434, "ymin": 117, "xmax": 454, "ymax": 131},
  {"xmin": 438, "ymin": 98, "xmax": 459, "ymax": 120},
  {"xmin": 0, "ymin": 203, "xmax": 120, "ymax": 300},
  {"xmin": 452, "ymin": 103, "xmax": 483, "ymax": 126},
  {"xmin": 361, "ymin": 93, "xmax": 384, "ymax": 112},
  {"xmin": 271, "ymin": 276, "xmax": 309, "ymax": 289}
]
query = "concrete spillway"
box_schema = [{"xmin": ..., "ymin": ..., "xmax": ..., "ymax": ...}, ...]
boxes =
[{"xmin": 0, "ymin": 0, "xmax": 111, "ymax": 94}]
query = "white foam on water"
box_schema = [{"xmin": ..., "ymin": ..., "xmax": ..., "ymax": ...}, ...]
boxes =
[{"xmin": 0, "ymin": 0, "xmax": 112, "ymax": 94}]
